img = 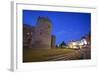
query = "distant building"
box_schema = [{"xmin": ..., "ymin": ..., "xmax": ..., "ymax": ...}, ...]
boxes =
[
  {"xmin": 67, "ymin": 38, "xmax": 88, "ymax": 49},
  {"xmin": 85, "ymin": 33, "xmax": 91, "ymax": 45},
  {"xmin": 23, "ymin": 16, "xmax": 56, "ymax": 49}
]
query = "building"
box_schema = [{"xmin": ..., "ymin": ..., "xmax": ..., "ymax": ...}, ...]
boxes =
[
  {"xmin": 67, "ymin": 38, "xmax": 88, "ymax": 49},
  {"xmin": 23, "ymin": 16, "xmax": 56, "ymax": 49},
  {"xmin": 23, "ymin": 24, "xmax": 33, "ymax": 48},
  {"xmin": 51, "ymin": 35, "xmax": 56, "ymax": 48}
]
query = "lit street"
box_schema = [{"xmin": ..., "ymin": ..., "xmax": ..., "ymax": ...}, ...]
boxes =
[{"xmin": 45, "ymin": 46, "xmax": 91, "ymax": 61}]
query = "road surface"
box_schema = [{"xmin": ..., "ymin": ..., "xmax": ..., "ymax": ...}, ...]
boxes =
[{"xmin": 45, "ymin": 47, "xmax": 91, "ymax": 61}]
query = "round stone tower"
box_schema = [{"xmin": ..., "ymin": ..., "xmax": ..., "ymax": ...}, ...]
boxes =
[{"xmin": 32, "ymin": 16, "xmax": 52, "ymax": 49}]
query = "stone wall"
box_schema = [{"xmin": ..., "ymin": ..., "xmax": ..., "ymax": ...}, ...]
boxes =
[
  {"xmin": 23, "ymin": 16, "xmax": 56, "ymax": 49},
  {"xmin": 23, "ymin": 24, "xmax": 33, "ymax": 48},
  {"xmin": 31, "ymin": 16, "xmax": 52, "ymax": 49},
  {"xmin": 51, "ymin": 35, "xmax": 56, "ymax": 48}
]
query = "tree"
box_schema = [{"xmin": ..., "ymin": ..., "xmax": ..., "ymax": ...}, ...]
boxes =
[
  {"xmin": 60, "ymin": 41, "xmax": 66, "ymax": 48},
  {"xmin": 56, "ymin": 45, "xmax": 58, "ymax": 48}
]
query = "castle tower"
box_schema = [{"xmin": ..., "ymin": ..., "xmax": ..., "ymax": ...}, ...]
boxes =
[
  {"xmin": 32, "ymin": 16, "xmax": 52, "ymax": 49},
  {"xmin": 51, "ymin": 35, "xmax": 56, "ymax": 48}
]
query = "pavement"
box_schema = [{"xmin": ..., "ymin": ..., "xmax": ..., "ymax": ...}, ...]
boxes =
[{"xmin": 45, "ymin": 46, "xmax": 91, "ymax": 61}]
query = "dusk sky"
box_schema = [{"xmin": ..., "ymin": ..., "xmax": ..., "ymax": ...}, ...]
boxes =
[{"xmin": 23, "ymin": 10, "xmax": 91, "ymax": 45}]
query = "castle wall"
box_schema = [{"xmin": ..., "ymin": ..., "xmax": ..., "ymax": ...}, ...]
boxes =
[
  {"xmin": 23, "ymin": 24, "xmax": 34, "ymax": 48},
  {"xmin": 31, "ymin": 17, "xmax": 52, "ymax": 49},
  {"xmin": 23, "ymin": 17, "xmax": 56, "ymax": 49},
  {"xmin": 51, "ymin": 35, "xmax": 56, "ymax": 48}
]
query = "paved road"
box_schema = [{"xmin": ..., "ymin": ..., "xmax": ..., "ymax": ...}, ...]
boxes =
[
  {"xmin": 45, "ymin": 50, "xmax": 80, "ymax": 61},
  {"xmin": 79, "ymin": 46, "xmax": 91, "ymax": 59},
  {"xmin": 45, "ymin": 47, "xmax": 91, "ymax": 61}
]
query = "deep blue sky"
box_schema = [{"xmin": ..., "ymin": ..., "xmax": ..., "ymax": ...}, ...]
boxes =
[{"xmin": 23, "ymin": 10, "xmax": 91, "ymax": 45}]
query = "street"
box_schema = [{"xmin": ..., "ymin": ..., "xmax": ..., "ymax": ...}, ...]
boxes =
[{"xmin": 45, "ymin": 46, "xmax": 91, "ymax": 61}]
